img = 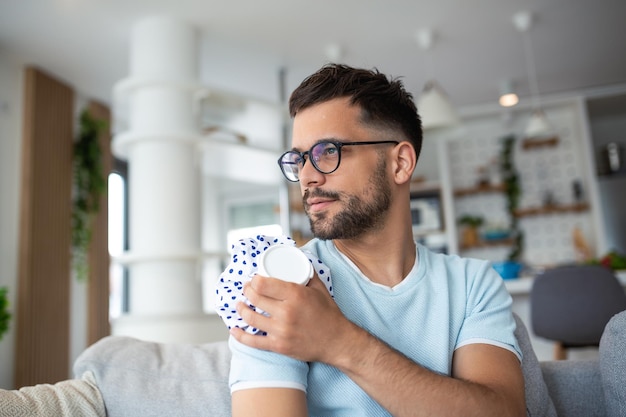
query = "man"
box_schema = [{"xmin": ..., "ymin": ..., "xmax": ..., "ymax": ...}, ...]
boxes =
[{"xmin": 226, "ymin": 64, "xmax": 525, "ymax": 416}]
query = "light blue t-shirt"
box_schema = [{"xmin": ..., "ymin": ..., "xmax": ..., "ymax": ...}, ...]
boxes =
[{"xmin": 229, "ymin": 239, "xmax": 521, "ymax": 416}]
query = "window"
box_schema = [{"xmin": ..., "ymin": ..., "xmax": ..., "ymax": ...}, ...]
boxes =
[
  {"xmin": 226, "ymin": 201, "xmax": 283, "ymax": 247},
  {"xmin": 108, "ymin": 159, "xmax": 129, "ymax": 319}
]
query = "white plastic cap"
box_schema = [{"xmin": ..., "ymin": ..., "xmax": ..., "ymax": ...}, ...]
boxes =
[{"xmin": 258, "ymin": 245, "xmax": 314, "ymax": 285}]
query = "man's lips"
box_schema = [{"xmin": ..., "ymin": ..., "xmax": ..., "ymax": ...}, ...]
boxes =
[{"xmin": 305, "ymin": 197, "xmax": 335, "ymax": 212}]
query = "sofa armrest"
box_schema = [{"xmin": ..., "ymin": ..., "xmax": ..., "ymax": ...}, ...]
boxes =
[
  {"xmin": 0, "ymin": 371, "xmax": 105, "ymax": 417},
  {"xmin": 600, "ymin": 310, "xmax": 626, "ymax": 417},
  {"xmin": 73, "ymin": 336, "xmax": 232, "ymax": 417},
  {"xmin": 513, "ymin": 313, "xmax": 558, "ymax": 417},
  {"xmin": 540, "ymin": 360, "xmax": 605, "ymax": 417}
]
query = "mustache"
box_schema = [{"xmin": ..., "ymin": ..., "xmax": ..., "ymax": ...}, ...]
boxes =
[{"xmin": 303, "ymin": 188, "xmax": 341, "ymax": 207}]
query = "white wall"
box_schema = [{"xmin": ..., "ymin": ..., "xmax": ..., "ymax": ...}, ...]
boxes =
[{"xmin": 0, "ymin": 48, "xmax": 23, "ymax": 389}]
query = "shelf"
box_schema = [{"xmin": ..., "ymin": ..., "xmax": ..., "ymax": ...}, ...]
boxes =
[
  {"xmin": 460, "ymin": 237, "xmax": 514, "ymax": 251},
  {"xmin": 454, "ymin": 183, "xmax": 505, "ymax": 197},
  {"xmin": 514, "ymin": 202, "xmax": 590, "ymax": 217},
  {"xmin": 521, "ymin": 136, "xmax": 559, "ymax": 150},
  {"xmin": 410, "ymin": 179, "xmax": 441, "ymax": 194}
]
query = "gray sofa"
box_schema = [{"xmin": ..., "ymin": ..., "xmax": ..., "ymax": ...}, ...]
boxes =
[{"xmin": 1, "ymin": 311, "xmax": 625, "ymax": 416}]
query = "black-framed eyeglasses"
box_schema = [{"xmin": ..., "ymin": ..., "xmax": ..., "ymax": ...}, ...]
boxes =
[{"xmin": 277, "ymin": 140, "xmax": 399, "ymax": 182}]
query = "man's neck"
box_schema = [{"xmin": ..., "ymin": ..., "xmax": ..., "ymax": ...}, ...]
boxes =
[{"xmin": 332, "ymin": 227, "xmax": 416, "ymax": 287}]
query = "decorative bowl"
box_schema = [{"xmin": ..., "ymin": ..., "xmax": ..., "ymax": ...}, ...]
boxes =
[{"xmin": 492, "ymin": 261, "xmax": 523, "ymax": 280}]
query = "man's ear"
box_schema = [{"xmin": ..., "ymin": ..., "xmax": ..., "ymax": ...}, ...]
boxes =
[{"xmin": 391, "ymin": 141, "xmax": 417, "ymax": 185}]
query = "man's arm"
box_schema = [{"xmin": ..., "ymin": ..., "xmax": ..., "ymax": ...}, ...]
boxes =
[
  {"xmin": 232, "ymin": 388, "xmax": 307, "ymax": 417},
  {"xmin": 231, "ymin": 275, "xmax": 525, "ymax": 417},
  {"xmin": 328, "ymin": 324, "xmax": 525, "ymax": 417}
]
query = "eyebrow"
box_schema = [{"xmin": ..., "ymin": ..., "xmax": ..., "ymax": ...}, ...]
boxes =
[{"xmin": 290, "ymin": 137, "xmax": 345, "ymax": 152}]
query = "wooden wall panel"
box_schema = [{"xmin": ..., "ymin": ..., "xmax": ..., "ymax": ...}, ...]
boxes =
[
  {"xmin": 86, "ymin": 101, "xmax": 111, "ymax": 345},
  {"xmin": 15, "ymin": 67, "xmax": 74, "ymax": 387}
]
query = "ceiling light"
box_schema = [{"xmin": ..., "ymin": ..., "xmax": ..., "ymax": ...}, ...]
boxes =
[
  {"xmin": 415, "ymin": 28, "xmax": 460, "ymax": 131},
  {"xmin": 499, "ymin": 93, "xmax": 519, "ymax": 107},
  {"xmin": 499, "ymin": 80, "xmax": 519, "ymax": 107}
]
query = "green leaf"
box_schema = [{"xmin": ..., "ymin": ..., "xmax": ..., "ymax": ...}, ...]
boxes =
[
  {"xmin": 71, "ymin": 109, "xmax": 107, "ymax": 282},
  {"xmin": 499, "ymin": 134, "xmax": 524, "ymax": 262},
  {"xmin": 0, "ymin": 287, "xmax": 11, "ymax": 341}
]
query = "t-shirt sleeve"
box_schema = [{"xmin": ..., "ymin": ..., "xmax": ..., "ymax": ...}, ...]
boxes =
[
  {"xmin": 228, "ymin": 336, "xmax": 309, "ymax": 393},
  {"xmin": 455, "ymin": 259, "xmax": 522, "ymax": 361}
]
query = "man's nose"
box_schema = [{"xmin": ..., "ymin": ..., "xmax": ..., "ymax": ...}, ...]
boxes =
[{"xmin": 298, "ymin": 159, "xmax": 325, "ymax": 188}]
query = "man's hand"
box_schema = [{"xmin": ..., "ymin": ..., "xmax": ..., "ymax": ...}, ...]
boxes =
[{"xmin": 230, "ymin": 273, "xmax": 354, "ymax": 363}]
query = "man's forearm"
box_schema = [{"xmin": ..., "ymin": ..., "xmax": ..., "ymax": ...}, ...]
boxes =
[{"xmin": 330, "ymin": 325, "xmax": 526, "ymax": 417}]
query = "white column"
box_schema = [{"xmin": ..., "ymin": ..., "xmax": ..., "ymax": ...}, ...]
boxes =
[{"xmin": 111, "ymin": 16, "xmax": 212, "ymax": 343}]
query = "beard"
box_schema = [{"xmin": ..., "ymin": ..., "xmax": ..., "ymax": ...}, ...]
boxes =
[{"xmin": 303, "ymin": 157, "xmax": 391, "ymax": 240}]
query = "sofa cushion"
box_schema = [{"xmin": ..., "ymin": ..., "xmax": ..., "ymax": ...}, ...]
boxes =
[
  {"xmin": 513, "ymin": 313, "xmax": 558, "ymax": 417},
  {"xmin": 73, "ymin": 336, "xmax": 232, "ymax": 417},
  {"xmin": 599, "ymin": 310, "xmax": 626, "ymax": 417},
  {"xmin": 541, "ymin": 360, "xmax": 605, "ymax": 417}
]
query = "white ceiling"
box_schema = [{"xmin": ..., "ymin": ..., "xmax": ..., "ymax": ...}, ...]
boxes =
[{"xmin": 2, "ymin": 0, "xmax": 626, "ymax": 111}]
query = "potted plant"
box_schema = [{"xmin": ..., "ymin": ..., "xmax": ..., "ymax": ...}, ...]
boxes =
[
  {"xmin": 589, "ymin": 250, "xmax": 626, "ymax": 271},
  {"xmin": 458, "ymin": 215, "xmax": 484, "ymax": 247}
]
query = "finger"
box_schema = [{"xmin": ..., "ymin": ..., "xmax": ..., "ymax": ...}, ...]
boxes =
[
  {"xmin": 312, "ymin": 270, "xmax": 332, "ymax": 291},
  {"xmin": 230, "ymin": 327, "xmax": 272, "ymax": 351},
  {"xmin": 237, "ymin": 301, "xmax": 272, "ymax": 332},
  {"xmin": 243, "ymin": 281, "xmax": 282, "ymax": 315},
  {"xmin": 308, "ymin": 273, "xmax": 325, "ymax": 289},
  {"xmin": 309, "ymin": 273, "xmax": 333, "ymax": 298},
  {"xmin": 250, "ymin": 274, "xmax": 299, "ymax": 300}
]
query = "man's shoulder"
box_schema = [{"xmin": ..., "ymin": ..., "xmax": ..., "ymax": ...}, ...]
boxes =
[
  {"xmin": 300, "ymin": 238, "xmax": 329, "ymax": 256},
  {"xmin": 419, "ymin": 245, "xmax": 490, "ymax": 268},
  {"xmin": 418, "ymin": 245, "xmax": 497, "ymax": 284}
]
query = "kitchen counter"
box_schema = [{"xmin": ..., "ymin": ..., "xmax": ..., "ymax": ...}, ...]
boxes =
[{"xmin": 504, "ymin": 270, "xmax": 626, "ymax": 295}]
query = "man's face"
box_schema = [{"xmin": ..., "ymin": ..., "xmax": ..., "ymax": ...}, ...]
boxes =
[{"xmin": 291, "ymin": 98, "xmax": 392, "ymax": 240}]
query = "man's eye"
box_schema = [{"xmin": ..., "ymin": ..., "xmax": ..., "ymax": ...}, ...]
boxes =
[{"xmin": 322, "ymin": 146, "xmax": 337, "ymax": 156}]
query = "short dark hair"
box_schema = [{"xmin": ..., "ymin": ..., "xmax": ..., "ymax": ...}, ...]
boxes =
[{"xmin": 289, "ymin": 63, "xmax": 422, "ymax": 161}]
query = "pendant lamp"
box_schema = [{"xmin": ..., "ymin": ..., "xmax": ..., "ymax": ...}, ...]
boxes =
[
  {"xmin": 415, "ymin": 28, "xmax": 460, "ymax": 130},
  {"xmin": 514, "ymin": 11, "xmax": 557, "ymax": 141},
  {"xmin": 524, "ymin": 109, "xmax": 552, "ymax": 139},
  {"xmin": 417, "ymin": 80, "xmax": 460, "ymax": 130},
  {"xmin": 499, "ymin": 79, "xmax": 519, "ymax": 107}
]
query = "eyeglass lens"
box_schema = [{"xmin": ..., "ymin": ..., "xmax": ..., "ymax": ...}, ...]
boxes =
[{"xmin": 279, "ymin": 142, "xmax": 340, "ymax": 182}]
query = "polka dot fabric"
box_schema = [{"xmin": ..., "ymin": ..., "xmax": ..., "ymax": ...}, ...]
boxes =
[{"xmin": 215, "ymin": 235, "xmax": 333, "ymax": 335}]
